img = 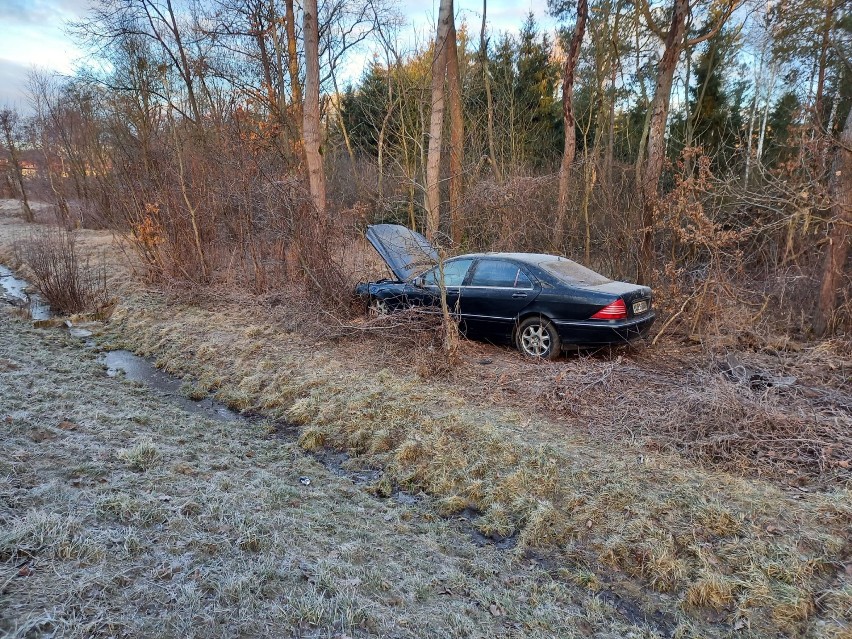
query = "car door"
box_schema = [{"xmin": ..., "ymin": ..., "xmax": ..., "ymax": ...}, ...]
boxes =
[
  {"xmin": 406, "ymin": 258, "xmax": 474, "ymax": 314},
  {"xmin": 461, "ymin": 259, "xmax": 539, "ymax": 339}
]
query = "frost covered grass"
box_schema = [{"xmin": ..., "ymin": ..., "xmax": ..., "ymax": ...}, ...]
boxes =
[
  {"xmin": 1, "ymin": 204, "xmax": 851, "ymax": 637},
  {"xmin": 0, "ymin": 312, "xmax": 662, "ymax": 638},
  {"xmin": 99, "ymin": 288, "xmax": 852, "ymax": 638}
]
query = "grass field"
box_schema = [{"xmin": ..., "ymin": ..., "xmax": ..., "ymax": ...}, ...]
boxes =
[{"xmin": 1, "ymin": 201, "xmax": 850, "ymax": 638}]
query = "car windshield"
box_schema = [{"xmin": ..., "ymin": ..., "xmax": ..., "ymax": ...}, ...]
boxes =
[{"xmin": 539, "ymin": 259, "xmax": 611, "ymax": 286}]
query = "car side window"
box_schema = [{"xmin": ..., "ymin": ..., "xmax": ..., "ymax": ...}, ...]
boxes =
[
  {"xmin": 469, "ymin": 260, "xmax": 532, "ymax": 288},
  {"xmin": 422, "ymin": 259, "xmax": 473, "ymax": 287}
]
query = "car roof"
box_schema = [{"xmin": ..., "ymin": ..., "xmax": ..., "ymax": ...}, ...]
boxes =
[{"xmin": 450, "ymin": 252, "xmax": 567, "ymax": 265}]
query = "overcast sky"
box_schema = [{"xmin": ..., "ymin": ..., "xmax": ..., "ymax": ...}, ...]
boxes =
[{"xmin": 0, "ymin": 0, "xmax": 557, "ymax": 109}]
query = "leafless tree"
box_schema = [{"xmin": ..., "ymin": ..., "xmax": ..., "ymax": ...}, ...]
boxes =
[
  {"xmin": 553, "ymin": 0, "xmax": 588, "ymax": 252},
  {"xmin": 815, "ymin": 105, "xmax": 852, "ymax": 335},
  {"xmin": 424, "ymin": 0, "xmax": 453, "ymax": 241},
  {"xmin": 0, "ymin": 108, "xmax": 34, "ymax": 223},
  {"xmin": 446, "ymin": 17, "xmax": 464, "ymax": 245},
  {"xmin": 636, "ymin": 0, "xmax": 740, "ymax": 284},
  {"xmin": 303, "ymin": 0, "xmax": 326, "ymax": 215}
]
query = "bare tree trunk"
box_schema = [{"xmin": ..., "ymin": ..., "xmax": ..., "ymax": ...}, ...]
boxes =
[
  {"xmin": 0, "ymin": 110, "xmax": 34, "ymax": 223},
  {"xmin": 447, "ymin": 18, "xmax": 464, "ymax": 245},
  {"xmin": 814, "ymin": 0, "xmax": 836, "ymax": 127},
  {"xmin": 633, "ymin": 2, "xmax": 650, "ymax": 188},
  {"xmin": 755, "ymin": 60, "xmax": 779, "ymax": 170},
  {"xmin": 638, "ymin": 0, "xmax": 689, "ymax": 284},
  {"xmin": 480, "ymin": 0, "xmax": 500, "ymax": 182},
  {"xmin": 605, "ymin": 62, "xmax": 617, "ymax": 185},
  {"xmin": 424, "ymin": 0, "xmax": 453, "ymax": 240},
  {"xmin": 285, "ymin": 0, "xmax": 303, "ymax": 133},
  {"xmin": 329, "ymin": 59, "xmax": 356, "ymax": 167},
  {"xmin": 252, "ymin": 4, "xmax": 279, "ymax": 119},
  {"xmin": 377, "ymin": 99, "xmax": 397, "ymax": 201},
  {"xmin": 814, "ymin": 107, "xmax": 852, "ymax": 335},
  {"xmin": 302, "ymin": 0, "xmax": 325, "ymax": 215},
  {"xmin": 41, "ymin": 141, "xmax": 71, "ymax": 228},
  {"xmin": 269, "ymin": 0, "xmax": 289, "ymax": 119},
  {"xmin": 743, "ymin": 63, "xmax": 760, "ymax": 185},
  {"xmin": 826, "ymin": 74, "xmax": 842, "ymax": 135},
  {"xmin": 637, "ymin": 0, "xmax": 737, "ymax": 283},
  {"xmin": 165, "ymin": 0, "xmax": 201, "ymax": 123},
  {"xmin": 604, "ymin": 1, "xmax": 624, "ymax": 185},
  {"xmin": 554, "ymin": 0, "xmax": 588, "ymax": 252}
]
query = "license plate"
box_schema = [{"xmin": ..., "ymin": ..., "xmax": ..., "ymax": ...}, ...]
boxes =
[{"xmin": 632, "ymin": 300, "xmax": 649, "ymax": 315}]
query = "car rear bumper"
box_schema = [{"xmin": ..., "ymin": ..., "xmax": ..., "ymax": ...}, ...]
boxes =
[{"xmin": 552, "ymin": 312, "xmax": 656, "ymax": 346}]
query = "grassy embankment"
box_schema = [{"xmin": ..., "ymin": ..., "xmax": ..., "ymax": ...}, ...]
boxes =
[
  {"xmin": 2, "ymin": 314, "xmax": 662, "ymax": 638},
  {"xmin": 1, "ymin": 203, "xmax": 850, "ymax": 638}
]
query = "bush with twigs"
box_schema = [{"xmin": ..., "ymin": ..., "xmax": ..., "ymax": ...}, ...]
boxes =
[{"xmin": 16, "ymin": 227, "xmax": 109, "ymax": 315}]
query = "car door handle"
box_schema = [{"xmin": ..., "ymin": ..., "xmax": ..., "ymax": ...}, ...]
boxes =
[{"xmin": 512, "ymin": 292, "xmax": 527, "ymax": 298}]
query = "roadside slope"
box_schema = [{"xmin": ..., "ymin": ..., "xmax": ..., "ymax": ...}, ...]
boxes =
[
  {"xmin": 1, "ymin": 204, "xmax": 850, "ymax": 637},
  {"xmin": 1, "ymin": 311, "xmax": 662, "ymax": 638},
  {"xmin": 102, "ymin": 287, "xmax": 852, "ymax": 638}
]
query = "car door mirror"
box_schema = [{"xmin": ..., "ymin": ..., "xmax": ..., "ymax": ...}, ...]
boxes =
[{"xmin": 413, "ymin": 276, "xmax": 426, "ymax": 288}]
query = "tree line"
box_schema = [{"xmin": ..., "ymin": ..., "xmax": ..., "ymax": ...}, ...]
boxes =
[{"xmin": 0, "ymin": 0, "xmax": 850, "ymax": 334}]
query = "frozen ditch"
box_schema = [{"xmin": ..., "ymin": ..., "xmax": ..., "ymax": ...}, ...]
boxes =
[
  {"xmin": 103, "ymin": 350, "xmax": 242, "ymax": 422},
  {"xmin": 0, "ymin": 264, "xmax": 51, "ymax": 320},
  {"xmin": 2, "ymin": 263, "xmax": 513, "ymax": 547}
]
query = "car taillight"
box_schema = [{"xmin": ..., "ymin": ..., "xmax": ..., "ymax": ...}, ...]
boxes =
[{"xmin": 590, "ymin": 299, "xmax": 627, "ymax": 320}]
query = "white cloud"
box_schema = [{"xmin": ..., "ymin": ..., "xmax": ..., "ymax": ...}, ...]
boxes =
[{"xmin": 0, "ymin": 58, "xmax": 32, "ymax": 107}]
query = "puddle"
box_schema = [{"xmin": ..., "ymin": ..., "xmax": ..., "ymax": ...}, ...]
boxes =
[
  {"xmin": 0, "ymin": 265, "xmax": 52, "ymax": 320},
  {"xmin": 457, "ymin": 507, "xmax": 518, "ymax": 550},
  {"xmin": 311, "ymin": 449, "xmax": 384, "ymax": 484},
  {"xmin": 102, "ymin": 350, "xmax": 242, "ymax": 423}
]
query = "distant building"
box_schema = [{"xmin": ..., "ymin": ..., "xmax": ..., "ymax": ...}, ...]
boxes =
[
  {"xmin": 20, "ymin": 161, "xmax": 38, "ymax": 178},
  {"xmin": 0, "ymin": 157, "xmax": 38, "ymax": 178}
]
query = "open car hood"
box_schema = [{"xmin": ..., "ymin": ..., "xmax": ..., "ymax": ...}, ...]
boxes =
[{"xmin": 365, "ymin": 224, "xmax": 438, "ymax": 282}]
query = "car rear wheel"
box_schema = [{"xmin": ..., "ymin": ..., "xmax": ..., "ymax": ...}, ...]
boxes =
[{"xmin": 516, "ymin": 316, "xmax": 561, "ymax": 360}]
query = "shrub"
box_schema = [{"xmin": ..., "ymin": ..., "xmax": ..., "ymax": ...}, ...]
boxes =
[{"xmin": 17, "ymin": 227, "xmax": 109, "ymax": 315}]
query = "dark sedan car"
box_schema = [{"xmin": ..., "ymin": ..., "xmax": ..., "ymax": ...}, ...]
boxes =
[{"xmin": 356, "ymin": 224, "xmax": 655, "ymax": 359}]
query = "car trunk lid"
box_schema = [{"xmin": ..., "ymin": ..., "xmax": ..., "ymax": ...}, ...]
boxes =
[
  {"xmin": 365, "ymin": 224, "xmax": 439, "ymax": 282},
  {"xmin": 588, "ymin": 281, "xmax": 653, "ymax": 317}
]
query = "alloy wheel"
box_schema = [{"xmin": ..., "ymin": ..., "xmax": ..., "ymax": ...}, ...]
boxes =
[{"xmin": 520, "ymin": 324, "xmax": 551, "ymax": 357}]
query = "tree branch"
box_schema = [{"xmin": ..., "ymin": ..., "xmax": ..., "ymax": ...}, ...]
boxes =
[
  {"xmin": 637, "ymin": 0, "xmax": 668, "ymax": 39},
  {"xmin": 685, "ymin": 0, "xmax": 741, "ymax": 47}
]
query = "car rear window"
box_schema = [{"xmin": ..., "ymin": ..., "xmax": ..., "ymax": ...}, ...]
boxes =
[
  {"xmin": 540, "ymin": 259, "xmax": 611, "ymax": 286},
  {"xmin": 470, "ymin": 260, "xmax": 532, "ymax": 288}
]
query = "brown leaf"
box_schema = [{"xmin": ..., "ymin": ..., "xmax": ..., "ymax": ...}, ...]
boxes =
[
  {"xmin": 765, "ymin": 524, "xmax": 784, "ymax": 535},
  {"xmin": 174, "ymin": 463, "xmax": 196, "ymax": 476},
  {"xmin": 29, "ymin": 430, "xmax": 56, "ymax": 443},
  {"xmin": 17, "ymin": 564, "xmax": 33, "ymax": 577},
  {"xmin": 837, "ymin": 460, "xmax": 850, "ymax": 469},
  {"xmin": 57, "ymin": 420, "xmax": 77, "ymax": 430},
  {"xmin": 489, "ymin": 603, "xmax": 504, "ymax": 617}
]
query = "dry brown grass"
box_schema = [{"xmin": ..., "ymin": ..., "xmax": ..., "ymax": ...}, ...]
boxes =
[
  {"xmin": 2, "ymin": 203, "xmax": 852, "ymax": 637},
  {"xmin": 97, "ymin": 289, "xmax": 851, "ymax": 636},
  {"xmin": 2, "ymin": 312, "xmax": 663, "ymax": 638}
]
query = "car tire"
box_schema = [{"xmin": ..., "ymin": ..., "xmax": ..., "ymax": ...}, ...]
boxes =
[
  {"xmin": 368, "ymin": 297, "xmax": 390, "ymax": 317},
  {"xmin": 515, "ymin": 316, "xmax": 561, "ymax": 360}
]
